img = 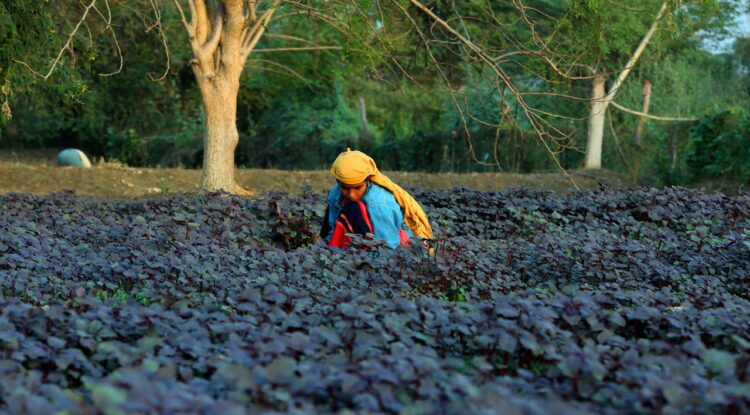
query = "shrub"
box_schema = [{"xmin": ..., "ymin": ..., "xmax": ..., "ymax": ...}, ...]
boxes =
[{"xmin": 688, "ymin": 108, "xmax": 750, "ymax": 184}]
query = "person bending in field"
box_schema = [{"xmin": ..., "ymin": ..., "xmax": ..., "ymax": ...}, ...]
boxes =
[{"xmin": 320, "ymin": 148, "xmax": 433, "ymax": 249}]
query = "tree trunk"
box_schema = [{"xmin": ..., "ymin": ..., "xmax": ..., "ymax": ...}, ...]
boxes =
[
  {"xmin": 633, "ymin": 79, "xmax": 652, "ymax": 147},
  {"xmin": 198, "ymin": 78, "xmax": 245, "ymax": 193},
  {"xmin": 584, "ymin": 75, "xmax": 607, "ymax": 169},
  {"xmin": 583, "ymin": 1, "xmax": 668, "ymax": 170},
  {"xmin": 174, "ymin": 0, "xmax": 281, "ymax": 195},
  {"xmin": 358, "ymin": 97, "xmax": 371, "ymax": 136},
  {"xmin": 669, "ymin": 125, "xmax": 678, "ymax": 174}
]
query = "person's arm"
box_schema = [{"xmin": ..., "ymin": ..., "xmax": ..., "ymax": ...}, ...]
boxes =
[{"xmin": 325, "ymin": 186, "xmax": 341, "ymax": 242}]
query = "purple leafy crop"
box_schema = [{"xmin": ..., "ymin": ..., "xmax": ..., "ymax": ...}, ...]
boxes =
[{"xmin": 0, "ymin": 187, "xmax": 749, "ymax": 414}]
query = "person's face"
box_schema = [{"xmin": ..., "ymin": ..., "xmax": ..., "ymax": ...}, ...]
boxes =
[{"xmin": 338, "ymin": 180, "xmax": 368, "ymax": 203}]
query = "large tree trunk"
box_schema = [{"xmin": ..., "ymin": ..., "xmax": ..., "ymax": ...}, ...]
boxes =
[
  {"xmin": 198, "ymin": 78, "xmax": 244, "ymax": 193},
  {"xmin": 175, "ymin": 0, "xmax": 280, "ymax": 195},
  {"xmin": 584, "ymin": 75, "xmax": 606, "ymax": 169}
]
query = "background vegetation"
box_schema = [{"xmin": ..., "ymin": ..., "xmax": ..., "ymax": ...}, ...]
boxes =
[{"xmin": 1, "ymin": 0, "xmax": 749, "ymax": 188}]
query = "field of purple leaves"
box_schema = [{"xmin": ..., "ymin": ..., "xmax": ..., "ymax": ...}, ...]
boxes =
[{"xmin": 1, "ymin": 186, "xmax": 749, "ymax": 414}]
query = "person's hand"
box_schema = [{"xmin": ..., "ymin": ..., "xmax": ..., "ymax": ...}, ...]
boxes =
[{"xmin": 423, "ymin": 239, "xmax": 435, "ymax": 256}]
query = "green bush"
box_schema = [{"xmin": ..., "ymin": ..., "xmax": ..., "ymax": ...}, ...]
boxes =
[
  {"xmin": 237, "ymin": 83, "xmax": 362, "ymax": 170},
  {"xmin": 687, "ymin": 108, "xmax": 750, "ymax": 183}
]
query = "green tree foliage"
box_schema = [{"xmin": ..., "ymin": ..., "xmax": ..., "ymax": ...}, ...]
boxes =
[
  {"xmin": 0, "ymin": 0, "xmax": 748, "ymax": 184},
  {"xmin": 576, "ymin": 0, "xmax": 747, "ymax": 184},
  {"xmin": 1, "ymin": 0, "xmax": 383, "ymax": 168},
  {"xmin": 687, "ymin": 108, "xmax": 750, "ymax": 184},
  {"xmin": 0, "ymin": 1, "xmax": 57, "ymax": 124},
  {"xmin": 600, "ymin": 46, "xmax": 748, "ymax": 185},
  {"xmin": 0, "ymin": 0, "xmax": 203, "ymax": 166},
  {"xmin": 237, "ymin": 82, "xmax": 361, "ymax": 169}
]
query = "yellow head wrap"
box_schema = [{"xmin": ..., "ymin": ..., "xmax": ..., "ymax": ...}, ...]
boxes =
[{"xmin": 331, "ymin": 149, "xmax": 433, "ymax": 239}]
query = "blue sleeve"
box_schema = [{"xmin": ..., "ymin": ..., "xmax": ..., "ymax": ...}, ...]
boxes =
[
  {"xmin": 325, "ymin": 187, "xmax": 341, "ymax": 242},
  {"xmin": 367, "ymin": 200, "xmax": 404, "ymax": 249}
]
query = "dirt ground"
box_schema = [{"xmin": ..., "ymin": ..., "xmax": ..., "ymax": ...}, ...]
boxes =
[{"xmin": 1, "ymin": 148, "xmax": 636, "ymax": 199}]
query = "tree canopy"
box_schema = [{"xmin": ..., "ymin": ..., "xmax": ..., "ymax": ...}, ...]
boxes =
[{"xmin": 0, "ymin": 0, "xmax": 747, "ymax": 186}]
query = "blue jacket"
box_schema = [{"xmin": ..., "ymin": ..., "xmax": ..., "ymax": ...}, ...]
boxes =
[{"xmin": 326, "ymin": 183, "xmax": 413, "ymax": 248}]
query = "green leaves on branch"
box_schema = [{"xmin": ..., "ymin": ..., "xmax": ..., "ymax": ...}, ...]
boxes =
[{"xmin": 688, "ymin": 108, "xmax": 750, "ymax": 183}]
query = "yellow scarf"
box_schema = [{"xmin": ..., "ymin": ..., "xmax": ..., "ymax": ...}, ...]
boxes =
[{"xmin": 330, "ymin": 149, "xmax": 433, "ymax": 240}]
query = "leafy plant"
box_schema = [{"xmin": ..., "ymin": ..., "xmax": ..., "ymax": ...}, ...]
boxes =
[
  {"xmin": 688, "ymin": 108, "xmax": 750, "ymax": 184},
  {"xmin": 0, "ymin": 186, "xmax": 749, "ymax": 413}
]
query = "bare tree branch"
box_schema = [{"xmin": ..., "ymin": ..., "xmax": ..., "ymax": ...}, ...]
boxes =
[
  {"xmin": 247, "ymin": 58, "xmax": 310, "ymax": 82},
  {"xmin": 610, "ymin": 100, "xmax": 698, "ymax": 121},
  {"xmin": 606, "ymin": 0, "xmax": 668, "ymax": 101},
  {"xmin": 252, "ymin": 46, "xmax": 343, "ymax": 52},
  {"xmin": 242, "ymin": 0, "xmax": 281, "ymax": 56},
  {"xmin": 93, "ymin": 0, "xmax": 124, "ymax": 77},
  {"xmin": 406, "ymin": 0, "xmax": 580, "ymax": 188},
  {"xmin": 12, "ymin": 0, "xmax": 99, "ymax": 80},
  {"xmin": 171, "ymin": 0, "xmax": 195, "ymax": 38},
  {"xmin": 608, "ymin": 107, "xmax": 632, "ymax": 170},
  {"xmin": 146, "ymin": 0, "xmax": 172, "ymax": 81}
]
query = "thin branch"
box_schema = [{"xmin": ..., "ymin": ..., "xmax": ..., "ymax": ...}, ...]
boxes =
[
  {"xmin": 407, "ymin": 0, "xmax": 580, "ymax": 188},
  {"xmin": 83, "ymin": 19, "xmax": 94, "ymax": 49},
  {"xmin": 242, "ymin": 0, "xmax": 281, "ymax": 56},
  {"xmin": 187, "ymin": 0, "xmax": 197, "ymax": 29},
  {"xmin": 147, "ymin": 0, "xmax": 171, "ymax": 81},
  {"xmin": 12, "ymin": 0, "xmax": 99, "ymax": 80},
  {"xmin": 247, "ymin": 58, "xmax": 310, "ymax": 83},
  {"xmin": 172, "ymin": 0, "xmax": 195, "ymax": 38},
  {"xmin": 388, "ymin": 0, "xmax": 495, "ymax": 167},
  {"xmin": 346, "ymin": 0, "xmax": 434, "ymax": 93},
  {"xmin": 513, "ymin": 0, "xmax": 563, "ymax": 60},
  {"xmin": 608, "ymin": 107, "xmax": 632, "ymax": 170},
  {"xmin": 264, "ymin": 33, "xmax": 335, "ymax": 47},
  {"xmin": 269, "ymin": 9, "xmax": 351, "ymax": 35},
  {"xmin": 610, "ymin": 100, "xmax": 698, "ymax": 121},
  {"xmin": 569, "ymin": 62, "xmax": 597, "ymax": 75},
  {"xmin": 251, "ymin": 46, "xmax": 343, "ymax": 52},
  {"xmin": 606, "ymin": 1, "xmax": 668, "ymax": 100},
  {"xmin": 540, "ymin": 56, "xmax": 602, "ymax": 81},
  {"xmin": 92, "ymin": 0, "xmax": 123, "ymax": 77}
]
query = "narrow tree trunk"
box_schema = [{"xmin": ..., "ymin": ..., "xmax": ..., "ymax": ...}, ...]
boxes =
[
  {"xmin": 633, "ymin": 80, "xmax": 652, "ymax": 147},
  {"xmin": 583, "ymin": 1, "xmax": 668, "ymax": 170},
  {"xmin": 669, "ymin": 125, "xmax": 677, "ymax": 174},
  {"xmin": 358, "ymin": 97, "xmax": 371, "ymax": 136},
  {"xmin": 584, "ymin": 75, "xmax": 607, "ymax": 169}
]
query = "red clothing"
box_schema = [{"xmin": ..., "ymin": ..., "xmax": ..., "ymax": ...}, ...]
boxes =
[{"xmin": 328, "ymin": 201, "xmax": 410, "ymax": 248}]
